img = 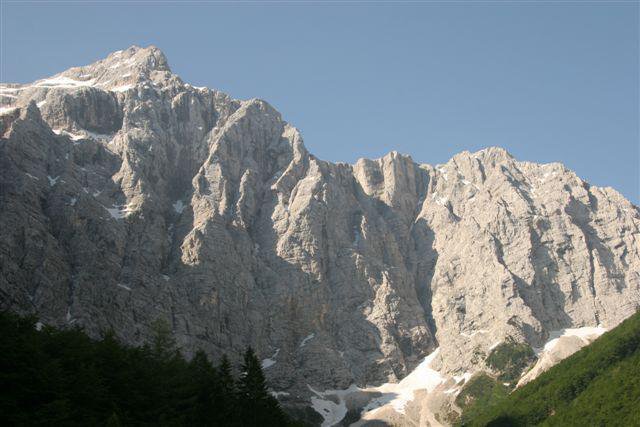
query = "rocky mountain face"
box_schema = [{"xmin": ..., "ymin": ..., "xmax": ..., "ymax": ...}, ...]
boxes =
[{"xmin": 1, "ymin": 46, "xmax": 639, "ymax": 425}]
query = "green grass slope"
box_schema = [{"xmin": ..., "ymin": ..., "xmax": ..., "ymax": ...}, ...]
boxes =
[{"xmin": 462, "ymin": 311, "xmax": 640, "ymax": 426}]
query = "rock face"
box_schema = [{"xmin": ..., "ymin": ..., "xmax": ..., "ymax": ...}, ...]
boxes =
[{"xmin": 1, "ymin": 46, "xmax": 639, "ymax": 424}]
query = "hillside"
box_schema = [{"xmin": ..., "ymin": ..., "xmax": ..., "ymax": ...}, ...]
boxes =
[{"xmin": 460, "ymin": 310, "xmax": 640, "ymax": 426}]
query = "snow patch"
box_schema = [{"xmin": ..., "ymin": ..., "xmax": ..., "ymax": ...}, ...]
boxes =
[
  {"xmin": 270, "ymin": 390, "xmax": 290, "ymax": 398},
  {"xmin": 299, "ymin": 333, "xmax": 315, "ymax": 348},
  {"xmin": 308, "ymin": 384, "xmax": 360, "ymax": 427},
  {"xmin": 105, "ymin": 203, "xmax": 133, "ymax": 219},
  {"xmin": 47, "ymin": 175, "xmax": 60, "ymax": 186},
  {"xmin": 65, "ymin": 308, "xmax": 75, "ymax": 324},
  {"xmin": 430, "ymin": 191, "xmax": 449, "ymax": 207},
  {"xmin": 25, "ymin": 172, "xmax": 39, "ymax": 181},
  {"xmin": 308, "ymin": 348, "xmax": 446, "ymax": 425},
  {"xmin": 110, "ymin": 84, "xmax": 135, "ymax": 93},
  {"xmin": 460, "ymin": 329, "xmax": 488, "ymax": 338},
  {"xmin": 519, "ymin": 325, "xmax": 607, "ymax": 387},
  {"xmin": 375, "ymin": 349, "xmax": 445, "ymax": 414},
  {"xmin": 539, "ymin": 326, "xmax": 607, "ymax": 354},
  {"xmin": 35, "ymin": 76, "xmax": 96, "ymax": 88},
  {"xmin": 172, "ymin": 200, "xmax": 185, "ymax": 214},
  {"xmin": 0, "ymin": 106, "xmax": 18, "ymax": 115},
  {"xmin": 116, "ymin": 283, "xmax": 132, "ymax": 291},
  {"xmin": 261, "ymin": 348, "xmax": 280, "ymax": 369},
  {"xmin": 453, "ymin": 372, "xmax": 473, "ymax": 384},
  {"xmin": 35, "ymin": 322, "xmax": 44, "ymax": 331},
  {"xmin": 0, "ymin": 86, "xmax": 20, "ymax": 93},
  {"xmin": 489, "ymin": 340, "xmax": 502, "ymax": 351}
]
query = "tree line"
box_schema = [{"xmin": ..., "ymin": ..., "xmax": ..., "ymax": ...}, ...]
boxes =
[{"xmin": 0, "ymin": 311, "xmax": 300, "ymax": 426}]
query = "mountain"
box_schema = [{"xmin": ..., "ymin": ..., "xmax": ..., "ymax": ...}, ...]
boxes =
[
  {"xmin": 459, "ymin": 310, "xmax": 640, "ymax": 426},
  {"xmin": 1, "ymin": 46, "xmax": 639, "ymax": 425}
]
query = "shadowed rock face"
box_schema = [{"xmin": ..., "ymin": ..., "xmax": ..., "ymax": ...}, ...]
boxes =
[{"xmin": 1, "ymin": 46, "xmax": 639, "ymax": 414}]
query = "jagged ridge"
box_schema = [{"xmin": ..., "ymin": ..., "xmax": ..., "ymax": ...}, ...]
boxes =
[{"xmin": 1, "ymin": 46, "xmax": 639, "ymax": 426}]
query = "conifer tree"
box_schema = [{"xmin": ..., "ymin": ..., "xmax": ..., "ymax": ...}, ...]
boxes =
[
  {"xmin": 218, "ymin": 354, "xmax": 235, "ymax": 396},
  {"xmin": 189, "ymin": 350, "xmax": 216, "ymax": 425},
  {"xmin": 238, "ymin": 347, "xmax": 287, "ymax": 426},
  {"xmin": 197, "ymin": 354, "xmax": 238, "ymax": 426},
  {"xmin": 150, "ymin": 318, "xmax": 177, "ymax": 361},
  {"xmin": 105, "ymin": 412, "xmax": 122, "ymax": 427}
]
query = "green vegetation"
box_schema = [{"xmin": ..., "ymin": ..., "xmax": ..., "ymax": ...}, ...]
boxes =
[
  {"xmin": 454, "ymin": 373, "xmax": 510, "ymax": 425},
  {"xmin": 0, "ymin": 311, "xmax": 298, "ymax": 426},
  {"xmin": 462, "ymin": 311, "xmax": 640, "ymax": 426},
  {"xmin": 485, "ymin": 338, "xmax": 536, "ymax": 384}
]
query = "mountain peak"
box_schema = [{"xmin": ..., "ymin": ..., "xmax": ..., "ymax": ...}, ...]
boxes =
[
  {"xmin": 60, "ymin": 45, "xmax": 173, "ymax": 89},
  {"xmin": 104, "ymin": 45, "xmax": 171, "ymax": 73},
  {"xmin": 5, "ymin": 46, "xmax": 177, "ymax": 95}
]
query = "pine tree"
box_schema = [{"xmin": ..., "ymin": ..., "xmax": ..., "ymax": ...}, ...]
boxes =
[
  {"xmin": 238, "ymin": 347, "xmax": 287, "ymax": 426},
  {"xmin": 239, "ymin": 347, "xmax": 269, "ymax": 402},
  {"xmin": 218, "ymin": 354, "xmax": 235, "ymax": 396},
  {"xmin": 106, "ymin": 412, "xmax": 122, "ymax": 427},
  {"xmin": 215, "ymin": 354, "xmax": 240, "ymax": 426},
  {"xmin": 149, "ymin": 318, "xmax": 177, "ymax": 361},
  {"xmin": 188, "ymin": 350, "xmax": 216, "ymax": 425}
]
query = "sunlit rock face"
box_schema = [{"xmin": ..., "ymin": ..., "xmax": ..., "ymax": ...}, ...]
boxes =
[{"xmin": 1, "ymin": 46, "xmax": 639, "ymax": 425}]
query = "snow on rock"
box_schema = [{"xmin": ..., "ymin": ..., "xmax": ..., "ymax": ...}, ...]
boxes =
[
  {"xmin": 489, "ymin": 340, "xmax": 502, "ymax": 351},
  {"xmin": 460, "ymin": 329, "xmax": 488, "ymax": 338},
  {"xmin": 47, "ymin": 175, "xmax": 60, "ymax": 187},
  {"xmin": 0, "ymin": 106, "xmax": 18, "ymax": 115},
  {"xmin": 53, "ymin": 128, "xmax": 114, "ymax": 143},
  {"xmin": 308, "ymin": 384, "xmax": 359, "ymax": 427},
  {"xmin": 270, "ymin": 390, "xmax": 290, "ymax": 398},
  {"xmin": 369, "ymin": 348, "xmax": 445, "ymax": 414},
  {"xmin": 430, "ymin": 191, "xmax": 449, "ymax": 207},
  {"xmin": 518, "ymin": 326, "xmax": 607, "ymax": 387},
  {"xmin": 539, "ymin": 326, "xmax": 607, "ymax": 354},
  {"xmin": 299, "ymin": 333, "xmax": 315, "ymax": 348},
  {"xmin": 110, "ymin": 84, "xmax": 135, "ymax": 93},
  {"xmin": 117, "ymin": 283, "xmax": 132, "ymax": 291},
  {"xmin": 453, "ymin": 372, "xmax": 473, "ymax": 384},
  {"xmin": 308, "ymin": 348, "xmax": 446, "ymax": 426},
  {"xmin": 65, "ymin": 308, "xmax": 74, "ymax": 324},
  {"xmin": 261, "ymin": 348, "xmax": 280, "ymax": 369},
  {"xmin": 53, "ymin": 129, "xmax": 85, "ymax": 141},
  {"xmin": 105, "ymin": 203, "xmax": 133, "ymax": 219},
  {"xmin": 35, "ymin": 76, "xmax": 96, "ymax": 88},
  {"xmin": 172, "ymin": 200, "xmax": 185, "ymax": 214}
]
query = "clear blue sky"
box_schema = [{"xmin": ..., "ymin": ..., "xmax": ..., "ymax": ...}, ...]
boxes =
[{"xmin": 2, "ymin": 1, "xmax": 638, "ymax": 204}]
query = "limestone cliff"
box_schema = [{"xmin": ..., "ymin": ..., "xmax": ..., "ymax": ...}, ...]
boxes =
[{"xmin": 1, "ymin": 46, "xmax": 638, "ymax": 425}]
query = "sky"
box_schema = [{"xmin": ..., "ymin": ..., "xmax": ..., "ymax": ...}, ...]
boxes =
[{"xmin": 2, "ymin": 1, "xmax": 638, "ymax": 204}]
